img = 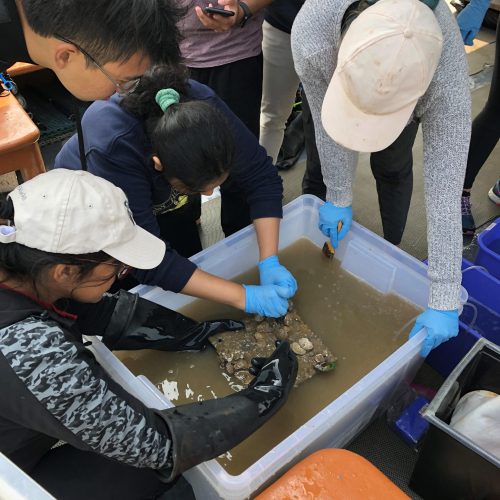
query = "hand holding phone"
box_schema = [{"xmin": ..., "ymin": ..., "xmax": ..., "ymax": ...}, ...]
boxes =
[{"xmin": 203, "ymin": 5, "xmax": 235, "ymax": 16}]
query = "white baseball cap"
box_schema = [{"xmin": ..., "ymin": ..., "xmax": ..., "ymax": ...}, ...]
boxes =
[
  {"xmin": 0, "ymin": 169, "xmax": 165, "ymax": 269},
  {"xmin": 321, "ymin": 0, "xmax": 443, "ymax": 153}
]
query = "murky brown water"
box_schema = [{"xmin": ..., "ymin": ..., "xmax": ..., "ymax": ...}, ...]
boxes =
[{"xmin": 116, "ymin": 238, "xmax": 421, "ymax": 475}]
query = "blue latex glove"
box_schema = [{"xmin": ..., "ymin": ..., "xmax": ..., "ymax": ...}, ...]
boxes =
[
  {"xmin": 456, "ymin": 0, "xmax": 490, "ymax": 46},
  {"xmin": 409, "ymin": 308, "xmax": 459, "ymax": 357},
  {"xmin": 243, "ymin": 284, "xmax": 290, "ymax": 318},
  {"xmin": 258, "ymin": 255, "xmax": 297, "ymax": 299},
  {"xmin": 318, "ymin": 202, "xmax": 352, "ymax": 249}
]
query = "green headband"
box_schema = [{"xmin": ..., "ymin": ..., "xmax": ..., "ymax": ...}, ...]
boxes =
[{"xmin": 156, "ymin": 88, "xmax": 180, "ymax": 112}]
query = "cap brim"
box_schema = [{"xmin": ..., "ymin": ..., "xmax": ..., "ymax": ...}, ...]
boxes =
[
  {"xmin": 321, "ymin": 70, "xmax": 416, "ymax": 153},
  {"xmin": 103, "ymin": 225, "xmax": 166, "ymax": 270}
]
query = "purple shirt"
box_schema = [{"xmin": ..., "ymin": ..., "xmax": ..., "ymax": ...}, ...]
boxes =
[{"xmin": 179, "ymin": 0, "xmax": 264, "ymax": 68}]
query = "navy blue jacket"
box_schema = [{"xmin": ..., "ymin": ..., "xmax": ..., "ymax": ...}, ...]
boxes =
[
  {"xmin": 265, "ymin": 0, "xmax": 304, "ymax": 34},
  {"xmin": 55, "ymin": 80, "xmax": 283, "ymax": 292}
]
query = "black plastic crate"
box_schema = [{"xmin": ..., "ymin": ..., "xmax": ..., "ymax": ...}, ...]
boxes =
[{"xmin": 410, "ymin": 338, "xmax": 500, "ymax": 499}]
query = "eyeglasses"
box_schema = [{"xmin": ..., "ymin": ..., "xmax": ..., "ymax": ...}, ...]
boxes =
[
  {"xmin": 54, "ymin": 34, "xmax": 142, "ymax": 96},
  {"xmin": 107, "ymin": 262, "xmax": 132, "ymax": 280},
  {"xmin": 78, "ymin": 259, "xmax": 132, "ymax": 281}
]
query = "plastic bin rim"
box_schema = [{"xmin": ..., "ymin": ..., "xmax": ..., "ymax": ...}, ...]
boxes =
[{"xmin": 424, "ymin": 338, "xmax": 500, "ymax": 413}]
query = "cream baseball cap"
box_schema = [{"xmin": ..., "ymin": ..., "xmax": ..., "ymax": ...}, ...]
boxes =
[
  {"xmin": 321, "ymin": 0, "xmax": 443, "ymax": 153},
  {"xmin": 0, "ymin": 169, "xmax": 165, "ymax": 269}
]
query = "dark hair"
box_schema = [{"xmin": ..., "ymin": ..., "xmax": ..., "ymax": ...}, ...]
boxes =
[
  {"xmin": 122, "ymin": 66, "xmax": 235, "ymax": 193},
  {"xmin": 19, "ymin": 0, "xmax": 186, "ymax": 66},
  {"xmin": 0, "ymin": 197, "xmax": 110, "ymax": 293},
  {"xmin": 341, "ymin": 0, "xmax": 371, "ymax": 37}
]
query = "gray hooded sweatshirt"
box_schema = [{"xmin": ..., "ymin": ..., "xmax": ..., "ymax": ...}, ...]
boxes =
[{"xmin": 291, "ymin": 0, "xmax": 471, "ymax": 311}]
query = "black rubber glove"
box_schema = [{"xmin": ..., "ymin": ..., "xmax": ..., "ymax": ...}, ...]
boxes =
[
  {"xmin": 102, "ymin": 290, "xmax": 244, "ymax": 351},
  {"xmin": 157, "ymin": 341, "xmax": 298, "ymax": 481}
]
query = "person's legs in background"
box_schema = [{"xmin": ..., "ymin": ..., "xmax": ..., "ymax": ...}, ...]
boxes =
[
  {"xmin": 109, "ymin": 199, "xmax": 203, "ymax": 293},
  {"xmin": 369, "ymin": 119, "xmax": 420, "ymax": 245},
  {"xmin": 156, "ymin": 199, "xmax": 203, "ymax": 257},
  {"xmin": 462, "ymin": 16, "xmax": 500, "ymax": 233},
  {"xmin": 259, "ymin": 21, "xmax": 301, "ymax": 163},
  {"xmin": 219, "ymin": 176, "xmax": 251, "ymax": 236},
  {"xmin": 189, "ymin": 55, "xmax": 263, "ymax": 138},
  {"xmin": 301, "ymin": 90, "xmax": 326, "ymax": 201},
  {"xmin": 189, "ymin": 56, "xmax": 262, "ymax": 234}
]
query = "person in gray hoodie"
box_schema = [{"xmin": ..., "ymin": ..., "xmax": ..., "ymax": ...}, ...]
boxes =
[{"xmin": 291, "ymin": 0, "xmax": 471, "ymax": 357}]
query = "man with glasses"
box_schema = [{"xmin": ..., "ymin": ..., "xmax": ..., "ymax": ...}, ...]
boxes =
[{"xmin": 0, "ymin": 0, "xmax": 184, "ymax": 101}]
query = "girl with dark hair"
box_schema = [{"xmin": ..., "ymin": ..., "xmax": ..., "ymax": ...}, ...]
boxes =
[
  {"xmin": 56, "ymin": 65, "xmax": 296, "ymax": 319},
  {"xmin": 0, "ymin": 169, "xmax": 297, "ymax": 499}
]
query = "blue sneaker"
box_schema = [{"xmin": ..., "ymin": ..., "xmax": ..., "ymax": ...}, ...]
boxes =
[
  {"xmin": 461, "ymin": 195, "xmax": 475, "ymax": 235},
  {"xmin": 488, "ymin": 179, "xmax": 500, "ymax": 205}
]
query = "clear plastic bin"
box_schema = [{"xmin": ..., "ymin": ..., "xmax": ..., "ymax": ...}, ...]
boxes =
[
  {"xmin": 87, "ymin": 195, "xmax": 467, "ymax": 499},
  {"xmin": 0, "ymin": 452, "xmax": 55, "ymax": 499},
  {"xmin": 475, "ymin": 218, "xmax": 500, "ymax": 280}
]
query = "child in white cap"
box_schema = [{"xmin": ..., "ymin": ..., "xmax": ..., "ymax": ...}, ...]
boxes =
[
  {"xmin": 292, "ymin": 0, "xmax": 471, "ymax": 357},
  {"xmin": 0, "ymin": 169, "xmax": 297, "ymax": 499}
]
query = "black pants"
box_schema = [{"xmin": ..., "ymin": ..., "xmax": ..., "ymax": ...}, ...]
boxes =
[
  {"xmin": 30, "ymin": 445, "xmax": 195, "ymax": 500},
  {"xmin": 156, "ymin": 199, "xmax": 203, "ymax": 258},
  {"xmin": 371, "ymin": 118, "xmax": 420, "ymax": 245},
  {"xmin": 463, "ymin": 16, "xmax": 500, "ymax": 190},
  {"xmin": 110, "ymin": 200, "xmax": 203, "ymax": 292},
  {"xmin": 189, "ymin": 55, "xmax": 263, "ymax": 235},
  {"xmin": 189, "ymin": 53, "xmax": 263, "ymax": 138},
  {"xmin": 302, "ymin": 110, "xmax": 419, "ymax": 245},
  {"xmin": 301, "ymin": 89, "xmax": 326, "ymax": 201}
]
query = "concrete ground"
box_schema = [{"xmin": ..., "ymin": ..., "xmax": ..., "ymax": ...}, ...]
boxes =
[{"xmin": 200, "ymin": 21, "xmax": 499, "ymax": 260}]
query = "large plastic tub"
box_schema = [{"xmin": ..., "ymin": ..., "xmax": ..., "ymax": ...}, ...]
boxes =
[
  {"xmin": 475, "ymin": 217, "xmax": 500, "ymax": 280},
  {"xmin": 426, "ymin": 258, "xmax": 500, "ymax": 377},
  {"xmin": 87, "ymin": 195, "xmax": 467, "ymax": 500},
  {"xmin": 410, "ymin": 338, "xmax": 500, "ymax": 499},
  {"xmin": 0, "ymin": 452, "xmax": 54, "ymax": 499}
]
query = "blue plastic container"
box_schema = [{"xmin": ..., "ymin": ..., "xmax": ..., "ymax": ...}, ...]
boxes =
[
  {"xmin": 461, "ymin": 258, "xmax": 500, "ymax": 313},
  {"xmin": 461, "ymin": 298, "xmax": 500, "ymax": 345},
  {"xmin": 475, "ymin": 217, "xmax": 500, "ymax": 280},
  {"xmin": 424, "ymin": 258, "xmax": 500, "ymax": 377}
]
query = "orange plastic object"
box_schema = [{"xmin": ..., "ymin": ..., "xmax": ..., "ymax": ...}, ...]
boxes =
[
  {"xmin": 0, "ymin": 91, "xmax": 45, "ymax": 182},
  {"xmin": 7, "ymin": 62, "xmax": 42, "ymax": 77},
  {"xmin": 256, "ymin": 449, "xmax": 410, "ymax": 500}
]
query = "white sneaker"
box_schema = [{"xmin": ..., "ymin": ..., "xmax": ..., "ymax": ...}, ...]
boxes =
[{"xmin": 488, "ymin": 179, "xmax": 500, "ymax": 205}]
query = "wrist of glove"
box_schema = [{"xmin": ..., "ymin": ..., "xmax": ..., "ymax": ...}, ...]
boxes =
[
  {"xmin": 246, "ymin": 340, "xmax": 298, "ymax": 416},
  {"xmin": 179, "ymin": 319, "xmax": 245, "ymax": 351},
  {"xmin": 258, "ymin": 255, "xmax": 298, "ymax": 298},
  {"xmin": 409, "ymin": 308, "xmax": 459, "ymax": 357},
  {"xmin": 156, "ymin": 340, "xmax": 298, "ymax": 481},
  {"xmin": 243, "ymin": 283, "xmax": 290, "ymax": 318},
  {"xmin": 103, "ymin": 290, "xmax": 244, "ymax": 351},
  {"xmin": 318, "ymin": 202, "xmax": 352, "ymax": 249}
]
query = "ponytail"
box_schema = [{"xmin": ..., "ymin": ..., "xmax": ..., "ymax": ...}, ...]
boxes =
[
  {"xmin": 122, "ymin": 65, "xmax": 235, "ymax": 193},
  {"xmin": 121, "ymin": 65, "xmax": 189, "ymax": 118}
]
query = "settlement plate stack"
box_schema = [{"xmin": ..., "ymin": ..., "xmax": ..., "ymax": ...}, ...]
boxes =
[
  {"xmin": 410, "ymin": 338, "xmax": 500, "ymax": 499},
  {"xmin": 87, "ymin": 195, "xmax": 467, "ymax": 500}
]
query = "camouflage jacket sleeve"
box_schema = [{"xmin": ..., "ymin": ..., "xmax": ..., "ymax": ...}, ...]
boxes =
[{"xmin": 0, "ymin": 315, "xmax": 173, "ymax": 472}]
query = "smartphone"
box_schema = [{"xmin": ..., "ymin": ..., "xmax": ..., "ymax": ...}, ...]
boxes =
[{"xmin": 203, "ymin": 6, "xmax": 235, "ymax": 16}]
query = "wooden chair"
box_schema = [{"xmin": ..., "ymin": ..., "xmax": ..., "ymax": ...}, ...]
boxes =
[{"xmin": 0, "ymin": 85, "xmax": 45, "ymax": 183}]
